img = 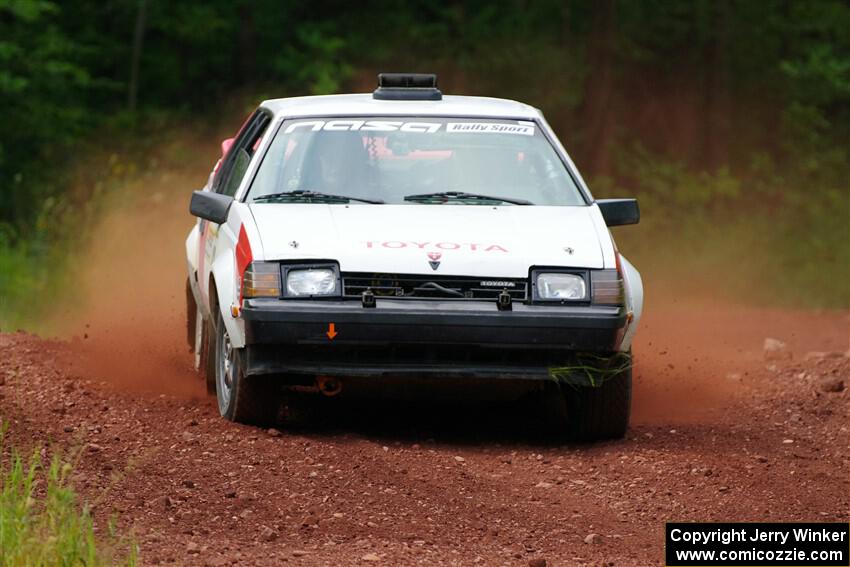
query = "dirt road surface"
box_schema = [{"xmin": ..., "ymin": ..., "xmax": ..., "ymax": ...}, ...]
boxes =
[{"xmin": 1, "ymin": 304, "xmax": 847, "ymax": 566}]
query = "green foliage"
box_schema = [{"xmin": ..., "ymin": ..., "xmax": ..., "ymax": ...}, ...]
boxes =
[
  {"xmin": 598, "ymin": 140, "xmax": 849, "ymax": 308},
  {"xmin": 0, "ymin": 0, "xmax": 95, "ymax": 232},
  {"xmin": 549, "ymin": 352, "xmax": 633, "ymax": 387},
  {"xmin": 0, "ymin": 424, "xmax": 137, "ymax": 566},
  {"xmin": 272, "ymin": 25, "xmax": 353, "ymax": 96},
  {"xmin": 0, "ymin": 239, "xmax": 53, "ymax": 331}
]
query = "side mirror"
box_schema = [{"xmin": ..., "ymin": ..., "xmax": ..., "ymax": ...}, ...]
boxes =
[
  {"xmin": 596, "ymin": 198, "xmax": 640, "ymax": 227},
  {"xmin": 221, "ymin": 137, "xmax": 235, "ymax": 156},
  {"xmin": 190, "ymin": 191, "xmax": 233, "ymax": 224}
]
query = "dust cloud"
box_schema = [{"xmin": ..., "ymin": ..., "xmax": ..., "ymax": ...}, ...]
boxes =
[{"xmin": 52, "ymin": 164, "xmax": 210, "ymax": 399}]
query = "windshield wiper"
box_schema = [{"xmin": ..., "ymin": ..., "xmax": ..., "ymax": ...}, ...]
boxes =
[
  {"xmin": 253, "ymin": 190, "xmax": 384, "ymax": 204},
  {"xmin": 403, "ymin": 191, "xmax": 532, "ymax": 205}
]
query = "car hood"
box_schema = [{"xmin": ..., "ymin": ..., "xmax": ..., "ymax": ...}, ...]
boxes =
[{"xmin": 249, "ymin": 204, "xmax": 605, "ymax": 277}]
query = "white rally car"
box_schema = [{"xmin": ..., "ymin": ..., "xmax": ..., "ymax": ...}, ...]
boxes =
[{"xmin": 185, "ymin": 74, "xmax": 642, "ymax": 440}]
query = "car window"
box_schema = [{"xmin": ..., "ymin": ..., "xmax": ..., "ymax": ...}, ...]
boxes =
[
  {"xmin": 248, "ymin": 117, "xmax": 585, "ymax": 206},
  {"xmin": 215, "ymin": 111, "xmax": 270, "ymax": 196},
  {"xmin": 222, "ymin": 148, "xmax": 251, "ymax": 197}
]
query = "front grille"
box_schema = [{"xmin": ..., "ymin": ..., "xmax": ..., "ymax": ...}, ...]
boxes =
[{"xmin": 341, "ymin": 273, "xmax": 528, "ymax": 301}]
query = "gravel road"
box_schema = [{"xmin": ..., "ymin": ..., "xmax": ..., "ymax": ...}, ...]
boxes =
[{"xmin": 1, "ymin": 305, "xmax": 847, "ymax": 566}]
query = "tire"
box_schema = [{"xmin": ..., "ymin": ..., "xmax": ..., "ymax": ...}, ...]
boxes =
[
  {"xmin": 213, "ymin": 310, "xmax": 278, "ymax": 425},
  {"xmin": 546, "ymin": 361, "xmax": 632, "ymax": 442}
]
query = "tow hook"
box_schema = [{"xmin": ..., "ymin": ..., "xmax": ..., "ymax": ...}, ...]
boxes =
[
  {"xmin": 497, "ymin": 289, "xmax": 512, "ymax": 311},
  {"xmin": 316, "ymin": 375, "xmax": 343, "ymax": 396}
]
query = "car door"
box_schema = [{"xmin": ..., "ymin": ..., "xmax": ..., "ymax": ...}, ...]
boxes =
[{"xmin": 199, "ymin": 109, "xmax": 272, "ymax": 312}]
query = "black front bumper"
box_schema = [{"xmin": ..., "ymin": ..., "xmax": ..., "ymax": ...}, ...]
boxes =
[{"xmin": 241, "ymin": 299, "xmax": 626, "ymax": 380}]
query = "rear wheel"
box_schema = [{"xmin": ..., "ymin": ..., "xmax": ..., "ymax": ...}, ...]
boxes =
[
  {"xmin": 214, "ymin": 310, "xmax": 278, "ymax": 425},
  {"xmin": 546, "ymin": 361, "xmax": 632, "ymax": 442}
]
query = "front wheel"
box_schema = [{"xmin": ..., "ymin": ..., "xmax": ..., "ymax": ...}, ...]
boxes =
[
  {"xmin": 545, "ymin": 360, "xmax": 632, "ymax": 442},
  {"xmin": 214, "ymin": 311, "xmax": 278, "ymax": 425}
]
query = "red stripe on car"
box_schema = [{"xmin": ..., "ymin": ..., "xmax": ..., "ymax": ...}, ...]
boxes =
[{"xmin": 236, "ymin": 225, "xmax": 253, "ymax": 301}]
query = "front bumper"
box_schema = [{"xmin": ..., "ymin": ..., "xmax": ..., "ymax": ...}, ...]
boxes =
[{"xmin": 241, "ymin": 298, "xmax": 626, "ymax": 380}]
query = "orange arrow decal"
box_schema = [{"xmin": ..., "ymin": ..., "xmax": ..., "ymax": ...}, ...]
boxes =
[{"xmin": 326, "ymin": 323, "xmax": 337, "ymax": 340}]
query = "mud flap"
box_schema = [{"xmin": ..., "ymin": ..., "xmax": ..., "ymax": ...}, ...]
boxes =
[{"xmin": 193, "ymin": 306, "xmax": 203, "ymax": 371}]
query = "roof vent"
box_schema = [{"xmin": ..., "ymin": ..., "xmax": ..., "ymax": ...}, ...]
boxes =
[{"xmin": 373, "ymin": 73, "xmax": 442, "ymax": 101}]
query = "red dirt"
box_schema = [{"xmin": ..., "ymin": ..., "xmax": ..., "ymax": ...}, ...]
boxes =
[{"xmin": 2, "ymin": 303, "xmax": 848, "ymax": 566}]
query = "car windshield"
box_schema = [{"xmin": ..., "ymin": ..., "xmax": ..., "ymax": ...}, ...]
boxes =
[{"xmin": 247, "ymin": 117, "xmax": 585, "ymax": 206}]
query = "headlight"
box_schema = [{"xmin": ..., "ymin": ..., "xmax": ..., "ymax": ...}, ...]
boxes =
[
  {"xmin": 285, "ymin": 267, "xmax": 339, "ymax": 297},
  {"xmin": 536, "ymin": 273, "xmax": 586, "ymax": 300}
]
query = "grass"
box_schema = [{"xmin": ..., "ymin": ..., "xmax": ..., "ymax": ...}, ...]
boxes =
[
  {"xmin": 549, "ymin": 352, "xmax": 633, "ymax": 387},
  {"xmin": 0, "ymin": 425, "xmax": 137, "ymax": 566},
  {"xmin": 0, "ymin": 241, "xmax": 60, "ymax": 333}
]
